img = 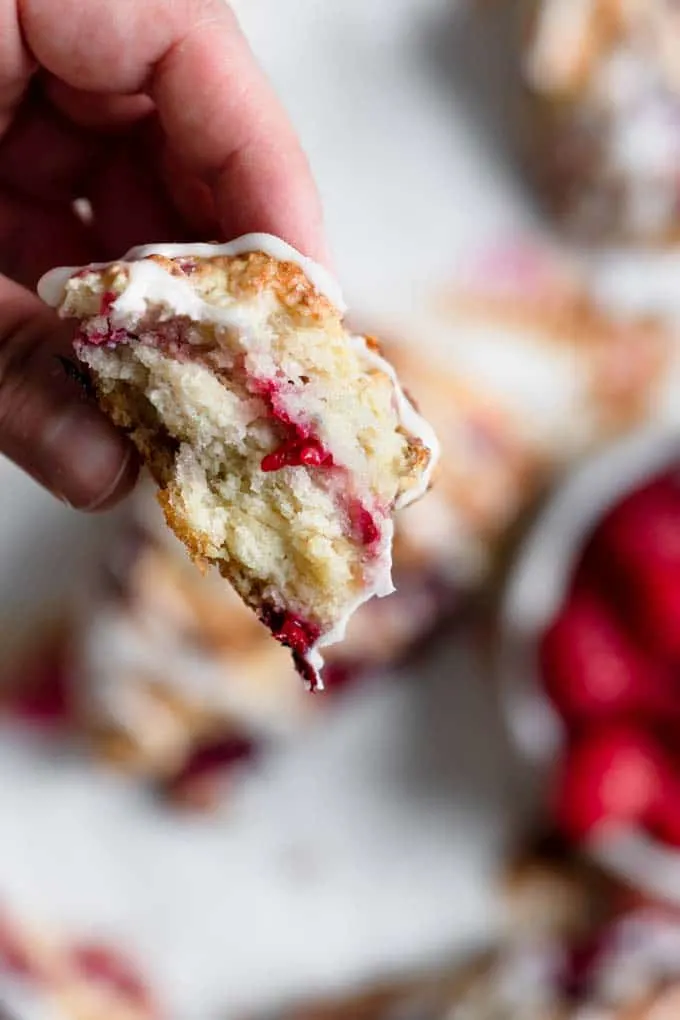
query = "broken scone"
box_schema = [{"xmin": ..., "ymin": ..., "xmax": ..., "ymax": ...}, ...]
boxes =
[{"xmin": 39, "ymin": 235, "xmax": 439, "ymax": 689}]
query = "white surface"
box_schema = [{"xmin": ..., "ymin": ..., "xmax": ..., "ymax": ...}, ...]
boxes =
[{"xmin": 0, "ymin": 2, "xmax": 534, "ymax": 1017}]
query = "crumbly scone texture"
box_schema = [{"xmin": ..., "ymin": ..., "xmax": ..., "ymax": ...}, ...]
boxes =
[{"xmin": 57, "ymin": 251, "xmax": 433, "ymax": 681}]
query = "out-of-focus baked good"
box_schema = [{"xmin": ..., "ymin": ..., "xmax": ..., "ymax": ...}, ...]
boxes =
[
  {"xmin": 520, "ymin": 0, "xmax": 680, "ymax": 242},
  {"xmin": 379, "ymin": 243, "xmax": 677, "ymax": 588},
  {"xmin": 69, "ymin": 489, "xmax": 313, "ymax": 809},
  {"xmin": 0, "ymin": 907, "xmax": 157, "ymax": 1020},
  {"xmin": 67, "ymin": 470, "xmax": 452, "ymax": 807},
  {"xmin": 39, "ymin": 236, "xmax": 439, "ymax": 690}
]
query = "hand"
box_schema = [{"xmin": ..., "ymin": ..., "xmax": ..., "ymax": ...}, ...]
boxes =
[{"xmin": 0, "ymin": 0, "xmax": 326, "ymax": 510}]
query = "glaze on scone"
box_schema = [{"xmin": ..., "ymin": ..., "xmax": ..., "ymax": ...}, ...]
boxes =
[{"xmin": 39, "ymin": 236, "xmax": 439, "ymax": 690}]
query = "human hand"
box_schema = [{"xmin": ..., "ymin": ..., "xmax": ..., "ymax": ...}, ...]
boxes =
[{"xmin": 0, "ymin": 0, "xmax": 326, "ymax": 509}]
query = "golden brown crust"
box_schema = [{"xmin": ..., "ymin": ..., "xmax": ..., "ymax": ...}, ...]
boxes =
[{"xmin": 144, "ymin": 250, "xmax": 340, "ymax": 329}]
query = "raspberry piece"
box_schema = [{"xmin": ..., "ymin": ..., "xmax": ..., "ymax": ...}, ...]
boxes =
[
  {"xmin": 595, "ymin": 475, "xmax": 680, "ymax": 579},
  {"xmin": 539, "ymin": 593, "xmax": 680, "ymax": 725},
  {"xmin": 99, "ymin": 291, "xmax": 117, "ymax": 315},
  {"xmin": 259, "ymin": 605, "xmax": 320, "ymax": 656},
  {"xmin": 261, "ymin": 438, "xmax": 333, "ymax": 472},
  {"xmin": 277, "ymin": 617, "xmax": 315, "ymax": 656},
  {"xmin": 348, "ymin": 500, "xmax": 381, "ymax": 546},
  {"xmin": 554, "ymin": 725, "xmax": 666, "ymax": 840}
]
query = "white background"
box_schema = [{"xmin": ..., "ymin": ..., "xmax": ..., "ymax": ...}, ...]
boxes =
[{"xmin": 0, "ymin": 2, "xmax": 554, "ymax": 1017}]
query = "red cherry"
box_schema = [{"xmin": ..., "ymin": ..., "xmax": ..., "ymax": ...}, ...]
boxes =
[
  {"xmin": 595, "ymin": 477, "xmax": 680, "ymax": 579},
  {"xmin": 99, "ymin": 290, "xmax": 117, "ymax": 315},
  {"xmin": 627, "ymin": 562, "xmax": 680, "ymax": 664},
  {"xmin": 539, "ymin": 593, "xmax": 680, "ymax": 725},
  {"xmin": 553, "ymin": 725, "xmax": 667, "ymax": 840},
  {"xmin": 258, "ymin": 605, "xmax": 320, "ymax": 656}
]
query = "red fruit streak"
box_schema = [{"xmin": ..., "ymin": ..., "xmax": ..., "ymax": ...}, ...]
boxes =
[
  {"xmin": 253, "ymin": 377, "xmax": 383, "ymax": 549},
  {"xmin": 100, "ymin": 291, "xmax": 117, "ymax": 315},
  {"xmin": 258, "ymin": 605, "xmax": 323, "ymax": 690},
  {"xmin": 261, "ymin": 437, "xmax": 333, "ymax": 472}
]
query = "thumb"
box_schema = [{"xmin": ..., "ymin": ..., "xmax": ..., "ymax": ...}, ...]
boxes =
[{"xmin": 0, "ymin": 276, "xmax": 138, "ymax": 510}]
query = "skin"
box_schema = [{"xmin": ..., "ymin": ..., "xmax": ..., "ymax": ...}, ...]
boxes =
[{"xmin": 0, "ymin": 0, "xmax": 326, "ymax": 509}]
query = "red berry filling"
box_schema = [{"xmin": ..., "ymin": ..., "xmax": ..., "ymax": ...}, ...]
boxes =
[
  {"xmin": 259, "ymin": 604, "xmax": 322, "ymax": 689},
  {"xmin": 76, "ymin": 322, "xmax": 129, "ymax": 348},
  {"xmin": 348, "ymin": 500, "xmax": 381, "ymax": 547},
  {"xmin": 99, "ymin": 291, "xmax": 117, "ymax": 315},
  {"xmin": 261, "ymin": 437, "xmax": 333, "ymax": 472},
  {"xmin": 75, "ymin": 288, "xmax": 130, "ymax": 347}
]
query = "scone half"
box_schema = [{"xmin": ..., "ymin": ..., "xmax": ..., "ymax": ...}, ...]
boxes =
[{"xmin": 39, "ymin": 235, "xmax": 439, "ymax": 689}]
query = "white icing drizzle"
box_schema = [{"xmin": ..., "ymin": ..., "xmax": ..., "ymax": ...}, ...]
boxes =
[
  {"xmin": 38, "ymin": 236, "xmax": 440, "ymax": 690},
  {"xmin": 38, "ymin": 233, "xmax": 346, "ymax": 313},
  {"xmin": 37, "ymin": 238, "xmax": 439, "ymax": 499},
  {"xmin": 351, "ymin": 334, "xmax": 440, "ymax": 507}
]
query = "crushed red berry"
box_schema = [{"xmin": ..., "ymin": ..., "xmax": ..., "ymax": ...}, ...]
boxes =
[
  {"xmin": 263, "ymin": 603, "xmax": 322, "ymax": 660},
  {"xmin": 99, "ymin": 291, "xmax": 117, "ymax": 315},
  {"xmin": 76, "ymin": 324, "xmax": 129, "ymax": 348},
  {"xmin": 348, "ymin": 500, "xmax": 381, "ymax": 546},
  {"xmin": 248, "ymin": 377, "xmax": 312, "ymax": 435},
  {"xmin": 261, "ymin": 437, "xmax": 333, "ymax": 472}
]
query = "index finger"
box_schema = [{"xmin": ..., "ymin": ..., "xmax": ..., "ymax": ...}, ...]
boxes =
[{"xmin": 12, "ymin": 0, "xmax": 327, "ymax": 260}]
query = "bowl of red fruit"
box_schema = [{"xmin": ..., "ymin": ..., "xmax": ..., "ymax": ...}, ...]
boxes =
[{"xmin": 498, "ymin": 428, "xmax": 680, "ymax": 902}]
